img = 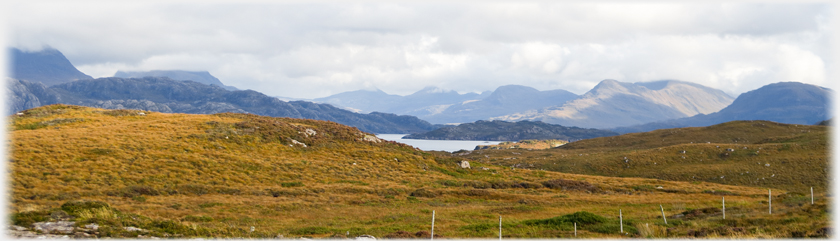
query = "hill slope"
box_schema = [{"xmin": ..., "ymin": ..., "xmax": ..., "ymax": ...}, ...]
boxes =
[
  {"xmin": 9, "ymin": 105, "xmax": 827, "ymax": 239},
  {"xmin": 495, "ymin": 80, "xmax": 734, "ymax": 129},
  {"xmin": 7, "ymin": 77, "xmax": 438, "ymax": 134},
  {"xmin": 613, "ymin": 82, "xmax": 832, "ymax": 133},
  {"xmin": 8, "ymin": 47, "xmax": 93, "ymax": 86},
  {"xmin": 404, "ymin": 120, "xmax": 618, "ymax": 141},
  {"xmin": 462, "ymin": 120, "xmax": 828, "ymax": 192}
]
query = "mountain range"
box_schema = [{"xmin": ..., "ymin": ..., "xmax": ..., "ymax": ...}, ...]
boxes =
[
  {"xmin": 317, "ymin": 79, "xmax": 735, "ymax": 128},
  {"xmin": 612, "ymin": 82, "xmax": 833, "ymax": 133},
  {"xmin": 6, "ymin": 77, "xmax": 438, "ymax": 134},
  {"xmin": 6, "ymin": 46, "xmax": 832, "ymax": 136},
  {"xmin": 114, "ymin": 70, "xmax": 239, "ymax": 91},
  {"xmin": 493, "ymin": 79, "xmax": 735, "ymax": 129}
]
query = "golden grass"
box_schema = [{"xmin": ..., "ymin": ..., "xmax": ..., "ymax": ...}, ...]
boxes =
[{"xmin": 7, "ymin": 105, "xmax": 830, "ymax": 238}]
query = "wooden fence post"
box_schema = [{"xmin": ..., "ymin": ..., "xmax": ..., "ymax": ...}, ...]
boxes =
[
  {"xmin": 768, "ymin": 189, "xmax": 772, "ymax": 214},
  {"xmin": 811, "ymin": 187, "xmax": 814, "ymax": 205},
  {"xmin": 660, "ymin": 205, "xmax": 667, "ymax": 224},
  {"xmin": 722, "ymin": 197, "xmax": 726, "ymax": 219},
  {"xmin": 431, "ymin": 210, "xmax": 435, "ymax": 240},
  {"xmin": 499, "ymin": 215, "xmax": 502, "ymax": 240},
  {"xmin": 619, "ymin": 209, "xmax": 623, "ymax": 234},
  {"xmin": 574, "ymin": 222, "xmax": 577, "ymax": 237}
]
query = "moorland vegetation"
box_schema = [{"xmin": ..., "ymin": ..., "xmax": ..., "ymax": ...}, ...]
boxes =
[{"xmin": 8, "ymin": 105, "xmax": 830, "ymax": 238}]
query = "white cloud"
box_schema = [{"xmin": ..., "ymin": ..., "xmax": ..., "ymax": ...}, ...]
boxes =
[{"xmin": 5, "ymin": 1, "xmax": 832, "ymax": 98}]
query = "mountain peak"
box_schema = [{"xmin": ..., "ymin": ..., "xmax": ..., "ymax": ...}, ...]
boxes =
[
  {"xmin": 416, "ymin": 86, "xmax": 453, "ymax": 94},
  {"xmin": 10, "ymin": 47, "xmax": 93, "ymax": 86}
]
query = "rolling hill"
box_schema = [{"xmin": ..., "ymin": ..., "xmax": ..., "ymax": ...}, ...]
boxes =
[
  {"xmin": 461, "ymin": 120, "xmax": 829, "ymax": 192},
  {"xmin": 9, "ymin": 105, "xmax": 828, "ymax": 238}
]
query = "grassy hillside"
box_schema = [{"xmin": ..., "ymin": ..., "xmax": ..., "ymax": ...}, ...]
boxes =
[
  {"xmin": 461, "ymin": 120, "xmax": 829, "ymax": 192},
  {"xmin": 9, "ymin": 105, "xmax": 829, "ymax": 238}
]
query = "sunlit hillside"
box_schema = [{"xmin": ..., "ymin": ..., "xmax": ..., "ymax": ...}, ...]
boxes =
[{"xmin": 8, "ymin": 105, "xmax": 829, "ymax": 238}]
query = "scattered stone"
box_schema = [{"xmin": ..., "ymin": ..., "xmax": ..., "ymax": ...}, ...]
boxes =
[
  {"xmin": 10, "ymin": 225, "xmax": 27, "ymax": 231},
  {"xmin": 290, "ymin": 139, "xmax": 307, "ymax": 147},
  {"xmin": 480, "ymin": 167, "xmax": 490, "ymax": 171},
  {"xmin": 138, "ymin": 112, "xmax": 146, "ymax": 116},
  {"xmin": 356, "ymin": 234, "xmax": 377, "ymax": 240},
  {"xmin": 32, "ymin": 221, "xmax": 75, "ymax": 234},
  {"xmin": 304, "ymin": 128, "xmax": 317, "ymax": 137},
  {"xmin": 361, "ymin": 134, "xmax": 381, "ymax": 143},
  {"xmin": 458, "ymin": 160, "xmax": 471, "ymax": 169},
  {"xmin": 726, "ymin": 148, "xmax": 734, "ymax": 152},
  {"xmin": 84, "ymin": 223, "xmax": 99, "ymax": 230},
  {"xmin": 124, "ymin": 226, "xmax": 146, "ymax": 232},
  {"xmin": 765, "ymin": 163, "xmax": 770, "ymax": 167},
  {"xmin": 74, "ymin": 232, "xmax": 93, "ymax": 238}
]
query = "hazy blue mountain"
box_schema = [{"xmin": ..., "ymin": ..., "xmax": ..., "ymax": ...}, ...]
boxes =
[
  {"xmin": 114, "ymin": 70, "xmax": 238, "ymax": 91},
  {"xmin": 316, "ymin": 85, "xmax": 580, "ymax": 124},
  {"xmin": 314, "ymin": 86, "xmax": 490, "ymax": 118},
  {"xmin": 8, "ymin": 77, "xmax": 438, "ymax": 134},
  {"xmin": 422, "ymin": 85, "xmax": 579, "ymax": 124},
  {"xmin": 612, "ymin": 82, "xmax": 833, "ymax": 133},
  {"xmin": 494, "ymin": 80, "xmax": 735, "ymax": 129},
  {"xmin": 313, "ymin": 89, "xmax": 401, "ymax": 113},
  {"xmin": 404, "ymin": 120, "xmax": 618, "ymax": 141},
  {"xmin": 8, "ymin": 47, "xmax": 92, "ymax": 86}
]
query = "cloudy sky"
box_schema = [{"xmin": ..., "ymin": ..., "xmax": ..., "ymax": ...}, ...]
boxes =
[{"xmin": 4, "ymin": 1, "xmax": 835, "ymax": 99}]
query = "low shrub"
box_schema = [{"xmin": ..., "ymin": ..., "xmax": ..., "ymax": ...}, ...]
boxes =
[
  {"xmin": 542, "ymin": 179, "xmax": 600, "ymax": 193},
  {"xmin": 410, "ymin": 188, "xmax": 437, "ymax": 198}
]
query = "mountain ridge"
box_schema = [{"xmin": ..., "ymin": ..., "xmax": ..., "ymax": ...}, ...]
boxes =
[
  {"xmin": 7, "ymin": 77, "xmax": 439, "ymax": 134},
  {"xmin": 612, "ymin": 82, "xmax": 833, "ymax": 133},
  {"xmin": 493, "ymin": 79, "xmax": 735, "ymax": 129}
]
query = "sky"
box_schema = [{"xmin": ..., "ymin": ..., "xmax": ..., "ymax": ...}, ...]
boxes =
[{"xmin": 3, "ymin": 1, "xmax": 835, "ymax": 99}]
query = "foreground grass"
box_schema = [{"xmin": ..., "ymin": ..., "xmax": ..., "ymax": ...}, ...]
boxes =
[{"xmin": 9, "ymin": 105, "xmax": 830, "ymax": 238}]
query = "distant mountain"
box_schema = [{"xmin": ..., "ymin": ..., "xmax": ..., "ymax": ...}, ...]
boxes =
[
  {"xmin": 7, "ymin": 77, "xmax": 438, "ymax": 134},
  {"xmin": 494, "ymin": 80, "xmax": 735, "ymax": 129},
  {"xmin": 403, "ymin": 120, "xmax": 618, "ymax": 141},
  {"xmin": 5, "ymin": 78, "xmax": 63, "ymax": 115},
  {"xmin": 8, "ymin": 47, "xmax": 92, "ymax": 86},
  {"xmin": 315, "ymin": 87, "xmax": 489, "ymax": 117},
  {"xmin": 114, "ymin": 70, "xmax": 238, "ymax": 91},
  {"xmin": 313, "ymin": 89, "xmax": 402, "ymax": 113},
  {"xmin": 316, "ymin": 85, "xmax": 580, "ymax": 124},
  {"xmin": 613, "ymin": 82, "xmax": 832, "ymax": 133},
  {"xmin": 423, "ymin": 85, "xmax": 579, "ymax": 124}
]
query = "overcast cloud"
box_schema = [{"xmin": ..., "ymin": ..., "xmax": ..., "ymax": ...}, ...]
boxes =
[{"xmin": 4, "ymin": 1, "xmax": 834, "ymax": 98}]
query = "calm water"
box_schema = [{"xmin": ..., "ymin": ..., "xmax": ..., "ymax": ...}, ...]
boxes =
[{"xmin": 377, "ymin": 134, "xmax": 503, "ymax": 152}]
